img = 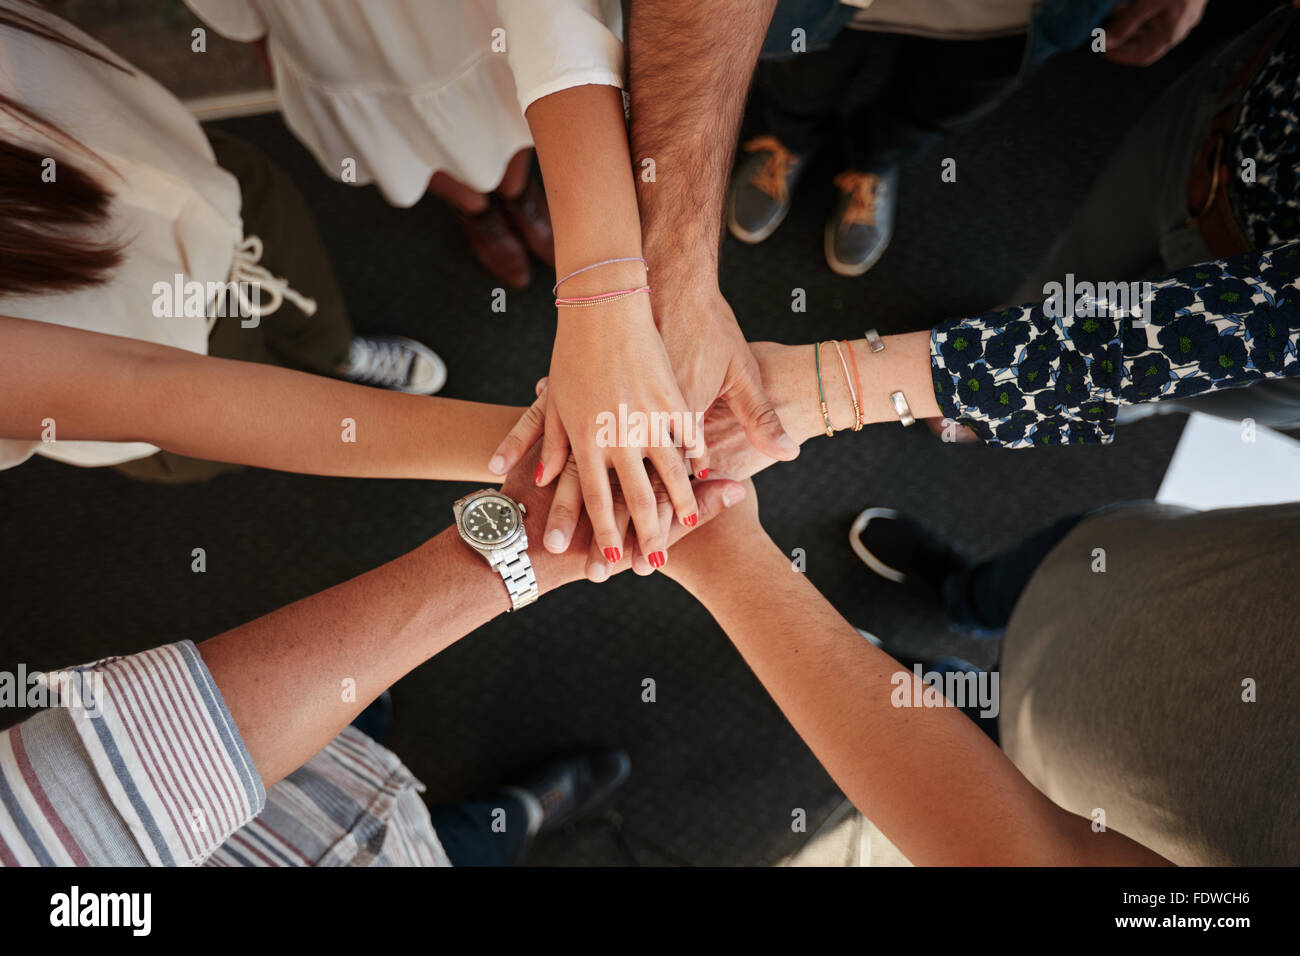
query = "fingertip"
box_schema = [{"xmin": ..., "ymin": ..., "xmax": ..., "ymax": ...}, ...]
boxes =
[
  {"xmin": 774, "ymin": 432, "xmax": 800, "ymax": 460},
  {"xmin": 691, "ymin": 478, "xmax": 744, "ymax": 521},
  {"xmin": 687, "ymin": 444, "xmax": 711, "ymax": 479},
  {"xmin": 686, "ymin": 444, "xmax": 710, "ymax": 480},
  {"xmin": 721, "ymin": 480, "xmax": 746, "ymax": 509}
]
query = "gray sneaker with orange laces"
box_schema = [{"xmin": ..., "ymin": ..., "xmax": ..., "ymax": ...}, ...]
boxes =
[
  {"xmin": 825, "ymin": 166, "xmax": 898, "ymax": 276},
  {"xmin": 727, "ymin": 136, "xmax": 808, "ymax": 244}
]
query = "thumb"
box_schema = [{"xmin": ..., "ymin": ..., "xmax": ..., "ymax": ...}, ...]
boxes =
[
  {"xmin": 488, "ymin": 389, "xmax": 547, "ymax": 476},
  {"xmin": 664, "ymin": 478, "xmax": 746, "ymax": 548},
  {"xmin": 725, "ymin": 357, "xmax": 800, "ymax": 462}
]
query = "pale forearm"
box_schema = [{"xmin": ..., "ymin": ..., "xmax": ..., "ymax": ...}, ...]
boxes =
[
  {"xmin": 525, "ymin": 83, "xmax": 646, "ymax": 295},
  {"xmin": 674, "ymin": 539, "xmax": 1166, "ymax": 865},
  {"xmin": 765, "ymin": 331, "xmax": 942, "ymax": 442},
  {"xmin": 0, "ymin": 316, "xmax": 519, "ymax": 482},
  {"xmin": 629, "ymin": 0, "xmax": 778, "ymax": 272}
]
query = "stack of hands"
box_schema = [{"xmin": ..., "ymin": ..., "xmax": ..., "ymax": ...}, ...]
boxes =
[
  {"xmin": 488, "ymin": 348, "xmax": 806, "ymax": 581},
  {"xmin": 487, "ymin": 265, "xmax": 803, "ymax": 580},
  {"xmin": 493, "ymin": 436, "xmax": 762, "ymax": 599},
  {"xmin": 487, "ymin": 321, "xmax": 932, "ymax": 582}
]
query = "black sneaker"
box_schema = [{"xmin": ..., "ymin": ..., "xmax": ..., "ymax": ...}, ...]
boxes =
[
  {"xmin": 825, "ymin": 167, "xmax": 897, "ymax": 276},
  {"xmin": 505, "ymin": 748, "xmax": 631, "ymax": 839},
  {"xmin": 848, "ymin": 507, "xmax": 965, "ymax": 595},
  {"xmin": 727, "ymin": 136, "xmax": 807, "ymax": 244},
  {"xmin": 341, "ymin": 334, "xmax": 447, "ymax": 395}
]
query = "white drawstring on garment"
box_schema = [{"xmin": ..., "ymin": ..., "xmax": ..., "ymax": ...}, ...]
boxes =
[{"xmin": 228, "ymin": 235, "xmax": 318, "ymax": 320}]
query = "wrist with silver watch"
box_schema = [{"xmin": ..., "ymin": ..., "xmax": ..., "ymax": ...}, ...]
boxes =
[{"xmin": 453, "ymin": 489, "xmax": 539, "ymax": 611}]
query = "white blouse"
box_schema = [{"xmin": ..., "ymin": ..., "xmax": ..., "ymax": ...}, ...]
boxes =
[
  {"xmin": 0, "ymin": 0, "xmax": 246, "ymax": 470},
  {"xmin": 184, "ymin": 0, "xmax": 625, "ymax": 207}
]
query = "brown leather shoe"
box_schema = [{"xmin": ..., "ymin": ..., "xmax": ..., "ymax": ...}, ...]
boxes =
[
  {"xmin": 458, "ymin": 199, "xmax": 531, "ymax": 289},
  {"xmin": 498, "ymin": 175, "xmax": 555, "ymax": 268}
]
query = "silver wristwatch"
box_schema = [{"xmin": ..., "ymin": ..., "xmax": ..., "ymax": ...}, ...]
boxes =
[{"xmin": 453, "ymin": 489, "xmax": 538, "ymax": 611}]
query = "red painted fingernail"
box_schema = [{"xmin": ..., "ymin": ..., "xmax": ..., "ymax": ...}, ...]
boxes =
[
  {"xmin": 683, "ymin": 513, "xmax": 698, "ymax": 528},
  {"xmin": 534, "ymin": 461, "xmax": 544, "ymax": 484},
  {"xmin": 697, "ymin": 468, "xmax": 709, "ymax": 479},
  {"xmin": 649, "ymin": 551, "xmax": 666, "ymax": 569},
  {"xmin": 604, "ymin": 547, "xmax": 621, "ymax": 563}
]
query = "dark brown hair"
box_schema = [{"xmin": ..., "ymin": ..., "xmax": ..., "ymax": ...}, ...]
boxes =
[{"xmin": 1, "ymin": 0, "xmax": 133, "ymax": 297}]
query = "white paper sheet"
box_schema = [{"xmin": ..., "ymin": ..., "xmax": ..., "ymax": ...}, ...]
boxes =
[{"xmin": 1156, "ymin": 412, "xmax": 1300, "ymax": 510}]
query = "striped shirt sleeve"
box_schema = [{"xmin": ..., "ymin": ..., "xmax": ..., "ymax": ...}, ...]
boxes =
[
  {"xmin": 0, "ymin": 641, "xmax": 264, "ymax": 866},
  {"xmin": 206, "ymin": 726, "xmax": 451, "ymax": 867}
]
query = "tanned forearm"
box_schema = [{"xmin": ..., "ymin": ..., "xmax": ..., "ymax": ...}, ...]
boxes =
[
  {"xmin": 0, "ymin": 316, "xmax": 521, "ymax": 482},
  {"xmin": 767, "ymin": 331, "xmax": 943, "ymax": 442},
  {"xmin": 673, "ymin": 537, "xmax": 1169, "ymax": 866},
  {"xmin": 628, "ymin": 0, "xmax": 779, "ymax": 273},
  {"xmin": 198, "ymin": 454, "xmax": 592, "ymax": 789},
  {"xmin": 197, "ymin": 527, "xmax": 512, "ymax": 786},
  {"xmin": 197, "ymin": 466, "xmax": 742, "ymax": 788}
]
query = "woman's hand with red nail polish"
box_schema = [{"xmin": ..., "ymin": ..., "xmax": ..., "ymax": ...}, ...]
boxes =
[
  {"xmin": 579, "ymin": 470, "xmax": 748, "ymax": 582},
  {"xmin": 499, "ymin": 439, "xmax": 745, "ymax": 592}
]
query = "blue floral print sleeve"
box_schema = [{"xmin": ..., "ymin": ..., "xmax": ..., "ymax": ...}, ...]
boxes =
[
  {"xmin": 929, "ymin": 240, "xmax": 1300, "ymax": 447},
  {"xmin": 1231, "ymin": 22, "xmax": 1300, "ymax": 249}
]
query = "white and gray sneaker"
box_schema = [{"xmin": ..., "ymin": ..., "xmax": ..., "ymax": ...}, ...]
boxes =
[{"xmin": 341, "ymin": 335, "xmax": 446, "ymax": 395}]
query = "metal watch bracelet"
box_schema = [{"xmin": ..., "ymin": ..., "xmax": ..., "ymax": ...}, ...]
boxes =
[
  {"xmin": 864, "ymin": 328, "xmax": 916, "ymax": 427},
  {"xmin": 492, "ymin": 544, "xmax": 538, "ymax": 611}
]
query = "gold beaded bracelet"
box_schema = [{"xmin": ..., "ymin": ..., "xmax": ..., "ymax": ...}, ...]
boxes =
[{"xmin": 833, "ymin": 340, "xmax": 863, "ymax": 431}]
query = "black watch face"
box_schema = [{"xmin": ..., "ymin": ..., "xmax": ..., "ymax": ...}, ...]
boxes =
[{"xmin": 463, "ymin": 497, "xmax": 518, "ymax": 545}]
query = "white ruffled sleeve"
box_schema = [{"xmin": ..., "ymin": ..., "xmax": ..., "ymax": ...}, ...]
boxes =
[
  {"xmin": 495, "ymin": 0, "xmax": 625, "ymax": 113},
  {"xmin": 182, "ymin": 0, "xmax": 269, "ymax": 43}
]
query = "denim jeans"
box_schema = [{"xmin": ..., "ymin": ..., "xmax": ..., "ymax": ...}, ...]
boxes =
[
  {"xmin": 348, "ymin": 696, "xmax": 533, "ymax": 866},
  {"xmin": 926, "ymin": 512, "xmax": 1086, "ymax": 744},
  {"xmin": 426, "ymin": 792, "xmax": 532, "ymax": 867},
  {"xmin": 759, "ymin": 27, "xmax": 1026, "ymax": 172}
]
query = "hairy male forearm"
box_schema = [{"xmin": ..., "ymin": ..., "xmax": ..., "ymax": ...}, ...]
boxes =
[{"xmin": 628, "ymin": 0, "xmax": 778, "ymax": 267}]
